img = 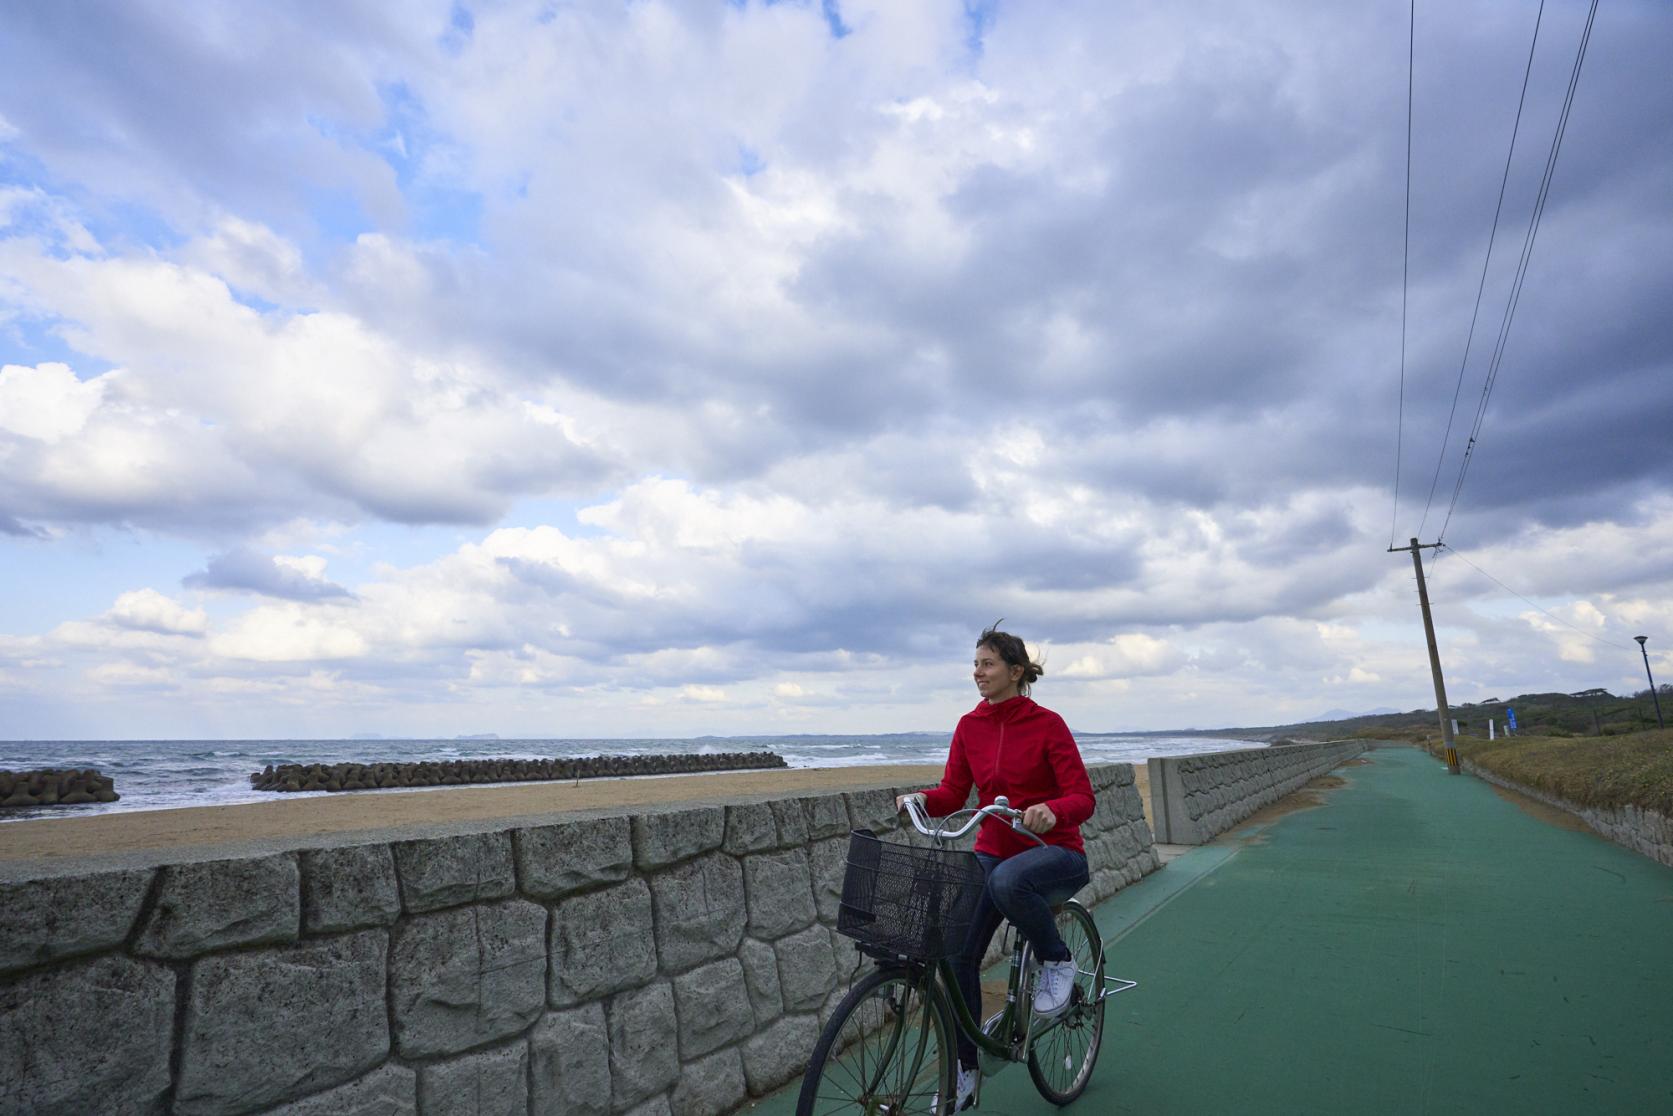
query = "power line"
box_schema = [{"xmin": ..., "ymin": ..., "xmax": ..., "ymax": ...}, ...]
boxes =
[
  {"xmin": 1437, "ymin": 542, "xmax": 1636, "ymax": 652},
  {"xmin": 1389, "ymin": 0, "xmax": 1415, "ymax": 551},
  {"xmin": 1416, "ymin": 0, "xmax": 1546, "ymax": 541},
  {"xmin": 1438, "ymin": 0, "xmax": 1600, "ymax": 544}
]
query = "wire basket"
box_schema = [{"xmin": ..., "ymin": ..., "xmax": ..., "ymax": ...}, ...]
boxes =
[{"xmin": 836, "ymin": 829, "xmax": 988, "ymax": 960}]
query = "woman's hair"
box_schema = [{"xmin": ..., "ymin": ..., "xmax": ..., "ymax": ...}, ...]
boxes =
[{"xmin": 977, "ymin": 620, "xmax": 1044, "ymax": 696}]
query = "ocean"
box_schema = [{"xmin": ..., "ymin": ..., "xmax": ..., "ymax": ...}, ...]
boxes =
[{"xmin": 0, "ymin": 732, "xmax": 1260, "ymax": 822}]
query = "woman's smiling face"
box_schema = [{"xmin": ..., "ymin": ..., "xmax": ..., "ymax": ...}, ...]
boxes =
[{"xmin": 973, "ymin": 644, "xmax": 1022, "ymax": 703}]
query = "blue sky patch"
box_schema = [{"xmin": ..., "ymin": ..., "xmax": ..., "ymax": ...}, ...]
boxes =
[
  {"xmin": 0, "ymin": 316, "xmax": 113, "ymax": 380},
  {"xmin": 963, "ymin": 0, "xmax": 999, "ymax": 58}
]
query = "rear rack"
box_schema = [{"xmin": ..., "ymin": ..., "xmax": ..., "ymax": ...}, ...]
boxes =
[{"xmin": 1100, "ymin": 974, "xmax": 1138, "ymax": 1001}]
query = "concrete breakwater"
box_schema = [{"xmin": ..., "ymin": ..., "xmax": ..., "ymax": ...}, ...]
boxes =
[
  {"xmin": 250, "ymin": 752, "xmax": 789, "ymax": 793},
  {"xmin": 1146, "ymin": 740, "xmax": 1366, "ymax": 844},
  {"xmin": 0, "ymin": 762, "xmax": 1157, "ymax": 1116},
  {"xmin": 0, "ymin": 768, "xmax": 118, "ymax": 809}
]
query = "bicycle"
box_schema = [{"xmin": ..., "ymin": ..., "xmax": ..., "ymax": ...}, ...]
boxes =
[{"xmin": 796, "ymin": 796, "xmax": 1136, "ymax": 1114}]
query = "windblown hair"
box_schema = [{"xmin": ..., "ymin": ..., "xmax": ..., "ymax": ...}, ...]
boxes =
[{"xmin": 977, "ymin": 620, "xmax": 1044, "ymax": 696}]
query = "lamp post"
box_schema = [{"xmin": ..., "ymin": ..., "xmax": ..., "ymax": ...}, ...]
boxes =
[{"xmin": 1635, "ymin": 636, "xmax": 1665, "ymax": 730}]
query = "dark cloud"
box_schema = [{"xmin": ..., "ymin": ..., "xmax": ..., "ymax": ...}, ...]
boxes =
[
  {"xmin": 0, "ymin": 1, "xmax": 436, "ymax": 238},
  {"xmin": 184, "ymin": 549, "xmax": 354, "ymax": 601},
  {"xmin": 0, "ymin": 515, "xmax": 47, "ymax": 539}
]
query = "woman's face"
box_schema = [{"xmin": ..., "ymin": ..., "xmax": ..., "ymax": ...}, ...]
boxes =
[{"xmin": 973, "ymin": 644, "xmax": 1023, "ymax": 703}]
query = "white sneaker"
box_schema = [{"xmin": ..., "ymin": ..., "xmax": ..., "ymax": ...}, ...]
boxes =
[
  {"xmin": 931, "ymin": 1063, "xmax": 979, "ymax": 1112},
  {"xmin": 1033, "ymin": 959, "xmax": 1077, "ymax": 1017}
]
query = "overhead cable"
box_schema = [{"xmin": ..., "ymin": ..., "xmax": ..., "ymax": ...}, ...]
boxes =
[
  {"xmin": 1416, "ymin": 0, "xmax": 1546, "ymax": 540},
  {"xmin": 1438, "ymin": 543, "xmax": 1635, "ymax": 651},
  {"xmin": 1389, "ymin": 0, "xmax": 1416, "ymax": 550},
  {"xmin": 1438, "ymin": 0, "xmax": 1600, "ymax": 544}
]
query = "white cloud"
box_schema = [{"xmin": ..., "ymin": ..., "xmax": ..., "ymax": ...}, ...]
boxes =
[
  {"xmin": 87, "ymin": 661, "xmax": 178, "ymax": 688},
  {"xmin": 0, "ymin": 362, "xmax": 106, "ymax": 443},
  {"xmin": 1057, "ymin": 634, "xmax": 1179, "ymax": 680},
  {"xmin": 273, "ymin": 555, "xmax": 329, "ymax": 581},
  {"xmin": 0, "ymin": 238, "xmax": 612, "ymax": 529},
  {"xmin": 209, "ymin": 604, "xmax": 369, "ymax": 662},
  {"xmin": 107, "ymin": 589, "xmax": 207, "ymax": 636},
  {"xmin": 179, "ymin": 216, "xmax": 318, "ymax": 306}
]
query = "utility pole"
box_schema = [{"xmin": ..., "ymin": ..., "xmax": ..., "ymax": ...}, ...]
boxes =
[{"xmin": 1390, "ymin": 538, "xmax": 1459, "ymax": 773}]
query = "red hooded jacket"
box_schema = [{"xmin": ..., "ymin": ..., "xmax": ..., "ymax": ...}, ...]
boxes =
[{"xmin": 919, "ymin": 695, "xmax": 1096, "ymax": 858}]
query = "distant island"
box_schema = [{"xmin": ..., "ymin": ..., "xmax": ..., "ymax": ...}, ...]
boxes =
[{"xmin": 455, "ymin": 733, "xmax": 501, "ymax": 740}]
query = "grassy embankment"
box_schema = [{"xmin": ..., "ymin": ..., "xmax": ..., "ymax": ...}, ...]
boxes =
[{"xmin": 1385, "ymin": 726, "xmax": 1673, "ymax": 818}]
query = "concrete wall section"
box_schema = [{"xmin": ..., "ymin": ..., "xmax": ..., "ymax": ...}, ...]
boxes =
[
  {"xmin": 0, "ymin": 762, "xmax": 1157, "ymax": 1116},
  {"xmin": 1462, "ymin": 759, "xmax": 1673, "ymax": 870},
  {"xmin": 1148, "ymin": 741, "xmax": 1365, "ymax": 845}
]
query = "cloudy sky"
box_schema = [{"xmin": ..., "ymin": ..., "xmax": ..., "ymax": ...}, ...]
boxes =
[{"xmin": 2, "ymin": 0, "xmax": 1669, "ymax": 741}]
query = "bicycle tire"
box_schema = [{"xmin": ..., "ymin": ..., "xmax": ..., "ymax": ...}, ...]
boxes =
[
  {"xmin": 1026, "ymin": 901, "xmax": 1105, "ymax": 1105},
  {"xmin": 796, "ymin": 966, "xmax": 954, "ymax": 1116}
]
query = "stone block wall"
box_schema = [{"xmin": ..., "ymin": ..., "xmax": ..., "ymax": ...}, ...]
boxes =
[
  {"xmin": 1146, "ymin": 741, "xmax": 1365, "ymax": 844},
  {"xmin": 0, "ymin": 762, "xmax": 1156, "ymax": 1116},
  {"xmin": 1462, "ymin": 759, "xmax": 1673, "ymax": 869}
]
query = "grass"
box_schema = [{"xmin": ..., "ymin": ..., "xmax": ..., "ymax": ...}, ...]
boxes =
[{"xmin": 1447, "ymin": 728, "xmax": 1673, "ymax": 818}]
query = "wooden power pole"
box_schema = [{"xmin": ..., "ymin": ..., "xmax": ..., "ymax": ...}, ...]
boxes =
[{"xmin": 1390, "ymin": 537, "xmax": 1459, "ymax": 774}]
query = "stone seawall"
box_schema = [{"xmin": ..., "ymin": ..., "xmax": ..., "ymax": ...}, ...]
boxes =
[
  {"xmin": 1146, "ymin": 741, "xmax": 1365, "ymax": 845},
  {"xmin": 1462, "ymin": 759, "xmax": 1673, "ymax": 870},
  {"xmin": 0, "ymin": 762, "xmax": 1157, "ymax": 1116}
]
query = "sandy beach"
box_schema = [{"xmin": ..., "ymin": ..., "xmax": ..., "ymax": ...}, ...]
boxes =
[
  {"xmin": 0, "ymin": 762, "xmax": 1152, "ymax": 871},
  {"xmin": 0, "ymin": 764, "xmax": 943, "ymax": 867}
]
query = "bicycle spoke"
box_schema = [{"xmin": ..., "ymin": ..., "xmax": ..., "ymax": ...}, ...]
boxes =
[
  {"xmin": 1027, "ymin": 902, "xmax": 1105, "ymax": 1104},
  {"xmin": 800, "ymin": 970, "xmax": 949, "ymax": 1116}
]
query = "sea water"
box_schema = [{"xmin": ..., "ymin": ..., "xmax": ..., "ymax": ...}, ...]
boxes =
[{"xmin": 0, "ymin": 732, "xmax": 1260, "ymax": 821}]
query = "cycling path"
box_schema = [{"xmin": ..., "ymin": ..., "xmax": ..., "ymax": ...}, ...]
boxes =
[{"xmin": 744, "ymin": 744, "xmax": 1673, "ymax": 1114}]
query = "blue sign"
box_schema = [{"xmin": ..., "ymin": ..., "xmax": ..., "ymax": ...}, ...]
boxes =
[{"xmin": 1507, "ymin": 708, "xmax": 1518, "ymax": 731}]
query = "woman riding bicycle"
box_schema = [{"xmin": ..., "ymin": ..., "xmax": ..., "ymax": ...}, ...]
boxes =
[{"xmin": 896, "ymin": 623, "xmax": 1095, "ymax": 1112}]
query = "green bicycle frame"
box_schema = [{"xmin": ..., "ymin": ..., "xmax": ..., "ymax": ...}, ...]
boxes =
[{"xmin": 931, "ymin": 940, "xmax": 1032, "ymax": 1063}]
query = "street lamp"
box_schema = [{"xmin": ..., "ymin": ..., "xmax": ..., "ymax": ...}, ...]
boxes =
[{"xmin": 1635, "ymin": 636, "xmax": 1665, "ymax": 730}]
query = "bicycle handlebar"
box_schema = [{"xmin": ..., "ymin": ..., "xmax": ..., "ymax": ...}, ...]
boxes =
[{"xmin": 901, "ymin": 794, "xmax": 1047, "ymax": 847}]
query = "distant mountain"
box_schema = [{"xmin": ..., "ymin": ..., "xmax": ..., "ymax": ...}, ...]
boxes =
[
  {"xmin": 1311, "ymin": 706, "xmax": 1400, "ymax": 721},
  {"xmin": 455, "ymin": 733, "xmax": 501, "ymax": 740}
]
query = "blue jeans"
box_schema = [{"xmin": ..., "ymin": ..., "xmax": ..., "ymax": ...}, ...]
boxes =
[{"xmin": 950, "ymin": 845, "xmax": 1090, "ymax": 1070}]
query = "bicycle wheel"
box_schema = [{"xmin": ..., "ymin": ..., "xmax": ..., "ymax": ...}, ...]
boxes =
[
  {"xmin": 796, "ymin": 966, "xmax": 954, "ymax": 1116},
  {"xmin": 1026, "ymin": 901, "xmax": 1105, "ymax": 1105}
]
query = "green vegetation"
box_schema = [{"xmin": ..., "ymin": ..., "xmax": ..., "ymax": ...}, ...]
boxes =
[
  {"xmin": 1200, "ymin": 687, "xmax": 1670, "ymax": 744},
  {"xmin": 1174, "ymin": 687, "xmax": 1672, "ymax": 818},
  {"xmin": 1453, "ymin": 729, "xmax": 1673, "ymax": 818}
]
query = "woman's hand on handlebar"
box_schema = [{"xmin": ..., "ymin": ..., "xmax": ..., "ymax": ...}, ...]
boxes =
[
  {"xmin": 895, "ymin": 792, "xmax": 926, "ymax": 815},
  {"xmin": 1020, "ymin": 803, "xmax": 1057, "ymax": 834}
]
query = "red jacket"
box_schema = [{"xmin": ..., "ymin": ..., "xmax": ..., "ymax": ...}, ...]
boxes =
[{"xmin": 920, "ymin": 695, "xmax": 1096, "ymax": 858}]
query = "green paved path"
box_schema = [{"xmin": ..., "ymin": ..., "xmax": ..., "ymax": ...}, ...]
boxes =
[{"xmin": 749, "ymin": 746, "xmax": 1673, "ymax": 1115}]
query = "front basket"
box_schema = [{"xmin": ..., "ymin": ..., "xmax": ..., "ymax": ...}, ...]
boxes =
[{"xmin": 835, "ymin": 828, "xmax": 987, "ymax": 960}]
